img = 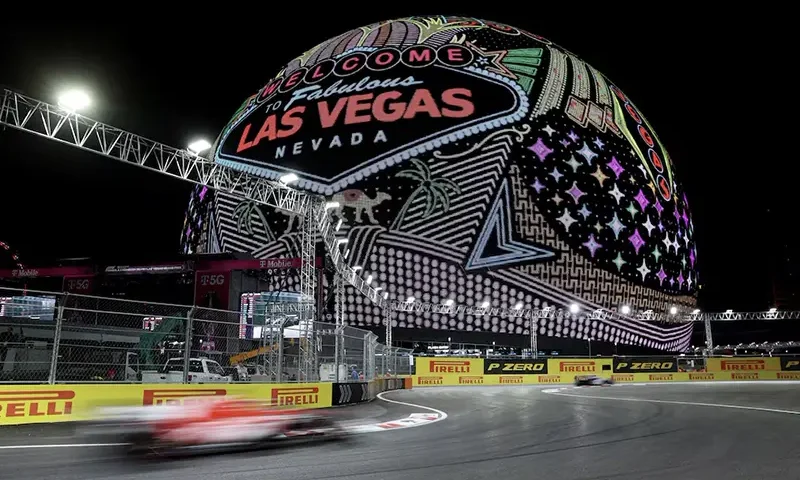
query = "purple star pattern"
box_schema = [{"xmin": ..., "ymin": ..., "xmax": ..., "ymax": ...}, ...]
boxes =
[
  {"xmin": 566, "ymin": 182, "xmax": 585, "ymax": 203},
  {"xmin": 677, "ymin": 272, "xmax": 685, "ymax": 288},
  {"xmin": 582, "ymin": 234, "xmax": 602, "ymax": 257},
  {"xmin": 529, "ymin": 138, "xmax": 554, "ymax": 161},
  {"xmin": 654, "ymin": 199, "xmax": 664, "ymax": 216},
  {"xmin": 633, "ymin": 189, "xmax": 650, "ymax": 211},
  {"xmin": 656, "ymin": 267, "xmax": 668, "ymax": 285},
  {"xmin": 681, "ymin": 209, "xmax": 689, "ymax": 226},
  {"xmin": 568, "ymin": 130, "xmax": 579, "ymax": 142},
  {"xmin": 532, "ymin": 178, "xmax": 545, "ymax": 193},
  {"xmin": 628, "ymin": 229, "xmax": 646, "ymax": 254},
  {"xmin": 606, "ymin": 157, "xmax": 625, "ymax": 178},
  {"xmin": 689, "ymin": 249, "xmax": 696, "ymax": 267},
  {"xmin": 672, "ymin": 207, "xmax": 681, "ymax": 223},
  {"xmin": 560, "ymin": 139, "xmax": 570, "ymax": 147}
]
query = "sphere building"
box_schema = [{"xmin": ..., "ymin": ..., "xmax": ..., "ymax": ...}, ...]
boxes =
[{"xmin": 182, "ymin": 16, "xmax": 698, "ymax": 350}]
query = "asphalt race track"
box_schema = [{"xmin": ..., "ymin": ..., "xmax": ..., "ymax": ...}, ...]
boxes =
[{"xmin": 2, "ymin": 383, "xmax": 799, "ymax": 480}]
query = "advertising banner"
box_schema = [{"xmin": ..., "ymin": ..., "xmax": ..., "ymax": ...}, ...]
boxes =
[
  {"xmin": 707, "ymin": 357, "xmax": 780, "ymax": 372},
  {"xmin": 62, "ymin": 275, "xmax": 94, "ymax": 294},
  {"xmin": 549, "ymin": 358, "xmax": 613, "ymax": 376},
  {"xmin": 194, "ymin": 270, "xmax": 231, "ymax": 309},
  {"xmin": 612, "ymin": 357, "xmax": 678, "ymax": 373},
  {"xmin": 0, "ymin": 382, "xmax": 331, "ymax": 426},
  {"xmin": 484, "ymin": 359, "xmax": 547, "ymax": 375},
  {"xmin": 779, "ymin": 357, "xmax": 800, "ymax": 371}
]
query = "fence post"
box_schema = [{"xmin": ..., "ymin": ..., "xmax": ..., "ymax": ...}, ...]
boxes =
[
  {"xmin": 48, "ymin": 294, "xmax": 67, "ymax": 385},
  {"xmin": 183, "ymin": 308, "xmax": 195, "ymax": 384}
]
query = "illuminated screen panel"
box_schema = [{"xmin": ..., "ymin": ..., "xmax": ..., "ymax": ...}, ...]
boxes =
[
  {"xmin": 194, "ymin": 17, "xmax": 698, "ymax": 351},
  {"xmin": 239, "ymin": 292, "xmax": 302, "ymax": 340}
]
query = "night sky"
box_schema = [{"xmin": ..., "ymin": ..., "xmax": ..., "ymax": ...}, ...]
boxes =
[{"xmin": 0, "ymin": 8, "xmax": 792, "ymax": 311}]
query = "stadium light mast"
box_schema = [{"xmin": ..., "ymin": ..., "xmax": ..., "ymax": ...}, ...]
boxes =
[
  {"xmin": 56, "ymin": 89, "xmax": 91, "ymax": 112},
  {"xmin": 187, "ymin": 139, "xmax": 211, "ymax": 155}
]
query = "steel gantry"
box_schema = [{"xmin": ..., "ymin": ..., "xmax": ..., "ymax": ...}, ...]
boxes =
[{"xmin": 3, "ymin": 89, "xmax": 800, "ymax": 359}]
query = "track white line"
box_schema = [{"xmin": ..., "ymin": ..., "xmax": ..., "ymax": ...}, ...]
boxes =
[
  {"xmin": 0, "ymin": 443, "xmax": 126, "ymax": 450},
  {"xmin": 1, "ymin": 391, "xmax": 448, "ymax": 449},
  {"xmin": 375, "ymin": 390, "xmax": 448, "ymax": 424},
  {"xmin": 546, "ymin": 389, "xmax": 800, "ymax": 416}
]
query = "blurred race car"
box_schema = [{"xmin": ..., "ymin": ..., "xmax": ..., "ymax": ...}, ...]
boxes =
[
  {"xmin": 574, "ymin": 375, "xmax": 614, "ymax": 386},
  {"xmin": 84, "ymin": 398, "xmax": 348, "ymax": 456}
]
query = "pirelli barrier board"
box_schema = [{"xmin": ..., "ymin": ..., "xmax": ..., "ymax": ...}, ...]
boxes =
[
  {"xmin": 412, "ymin": 357, "xmax": 800, "ymax": 387},
  {"xmin": 0, "ymin": 383, "xmax": 333, "ymax": 426}
]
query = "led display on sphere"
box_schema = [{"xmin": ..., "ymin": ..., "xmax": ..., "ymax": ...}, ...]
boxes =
[{"xmin": 194, "ymin": 16, "xmax": 698, "ymax": 350}]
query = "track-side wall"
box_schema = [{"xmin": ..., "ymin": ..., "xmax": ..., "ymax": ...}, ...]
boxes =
[
  {"xmin": 412, "ymin": 356, "xmax": 800, "ymax": 386},
  {"xmin": 0, "ymin": 379, "xmax": 411, "ymax": 426}
]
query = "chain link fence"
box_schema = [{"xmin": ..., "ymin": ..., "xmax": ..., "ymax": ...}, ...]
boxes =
[{"xmin": 0, "ymin": 287, "xmax": 409, "ymax": 384}]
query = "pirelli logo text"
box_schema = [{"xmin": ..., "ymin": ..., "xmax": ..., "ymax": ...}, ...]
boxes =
[
  {"xmin": 648, "ymin": 373, "xmax": 673, "ymax": 381},
  {"xmin": 611, "ymin": 374, "xmax": 634, "ymax": 382},
  {"xmin": 417, "ymin": 376, "xmax": 443, "ymax": 385},
  {"xmin": 0, "ymin": 390, "xmax": 74, "ymax": 418},
  {"xmin": 777, "ymin": 372, "xmax": 800, "ymax": 380},
  {"xmin": 142, "ymin": 389, "xmax": 226, "ymax": 406},
  {"xmin": 271, "ymin": 387, "xmax": 319, "ymax": 406},
  {"xmin": 458, "ymin": 376, "xmax": 484, "ymax": 385},
  {"xmin": 720, "ymin": 360, "xmax": 765, "ymax": 371},
  {"xmin": 484, "ymin": 360, "xmax": 547, "ymax": 375},
  {"xmin": 689, "ymin": 373, "xmax": 715, "ymax": 381},
  {"xmin": 779, "ymin": 358, "xmax": 800, "ymax": 371},
  {"xmin": 429, "ymin": 360, "xmax": 471, "ymax": 374},
  {"xmin": 731, "ymin": 372, "xmax": 759, "ymax": 380},
  {"xmin": 537, "ymin": 375, "xmax": 561, "ymax": 384},
  {"xmin": 559, "ymin": 361, "xmax": 595, "ymax": 373},
  {"xmin": 499, "ymin": 376, "xmax": 523, "ymax": 384}
]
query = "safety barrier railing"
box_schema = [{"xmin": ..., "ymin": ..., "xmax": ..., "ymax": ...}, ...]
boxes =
[{"xmin": 0, "ymin": 287, "xmax": 407, "ymax": 384}]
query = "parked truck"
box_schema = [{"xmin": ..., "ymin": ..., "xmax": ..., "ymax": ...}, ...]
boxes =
[{"xmin": 141, "ymin": 357, "xmax": 231, "ymax": 383}]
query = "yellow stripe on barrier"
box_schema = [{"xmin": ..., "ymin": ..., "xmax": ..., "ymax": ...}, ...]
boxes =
[{"xmin": 0, "ymin": 382, "xmax": 332, "ymax": 426}]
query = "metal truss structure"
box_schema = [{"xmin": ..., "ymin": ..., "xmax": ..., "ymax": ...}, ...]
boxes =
[{"xmin": 4, "ymin": 89, "xmax": 800, "ymax": 358}]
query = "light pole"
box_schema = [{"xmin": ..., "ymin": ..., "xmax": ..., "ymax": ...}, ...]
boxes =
[
  {"xmin": 57, "ymin": 89, "xmax": 91, "ymax": 112},
  {"xmin": 187, "ymin": 139, "xmax": 211, "ymax": 155}
]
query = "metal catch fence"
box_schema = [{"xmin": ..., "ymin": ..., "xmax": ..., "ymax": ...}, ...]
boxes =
[{"xmin": 0, "ymin": 287, "xmax": 410, "ymax": 384}]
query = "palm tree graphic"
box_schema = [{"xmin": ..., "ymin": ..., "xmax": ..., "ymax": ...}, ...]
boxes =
[
  {"xmin": 391, "ymin": 158, "xmax": 462, "ymax": 230},
  {"xmin": 233, "ymin": 200, "xmax": 270, "ymax": 237}
]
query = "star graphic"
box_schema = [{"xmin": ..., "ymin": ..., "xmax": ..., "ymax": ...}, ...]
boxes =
[
  {"xmin": 647, "ymin": 182, "xmax": 656, "ymax": 195},
  {"xmin": 465, "ymin": 41, "xmax": 515, "ymax": 77},
  {"xmin": 637, "ymin": 164, "xmax": 648, "ymax": 177},
  {"xmin": 652, "ymin": 245, "xmax": 662, "ymax": 262},
  {"xmin": 549, "ymin": 167, "xmax": 564, "ymax": 182},
  {"xmin": 607, "ymin": 157, "xmax": 625, "ymax": 178},
  {"xmin": 582, "ymin": 234, "xmax": 603, "ymax": 258},
  {"xmin": 557, "ymin": 209, "xmax": 577, "ymax": 231},
  {"xmin": 593, "ymin": 137, "xmax": 605, "ymax": 149},
  {"xmin": 568, "ymin": 130, "xmax": 580, "ymax": 142},
  {"xmin": 577, "ymin": 142, "xmax": 597, "ymax": 164},
  {"xmin": 606, "ymin": 212, "xmax": 626, "ymax": 239},
  {"xmin": 608, "ymin": 183, "xmax": 625, "ymax": 204},
  {"xmin": 637, "ymin": 259, "xmax": 651, "ymax": 281},
  {"xmin": 590, "ymin": 165, "xmax": 609, "ymax": 186},
  {"xmin": 560, "ymin": 139, "xmax": 571, "ymax": 147},
  {"xmin": 625, "ymin": 201, "xmax": 638, "ymax": 220},
  {"xmin": 656, "ymin": 267, "xmax": 667, "ymax": 285},
  {"xmin": 671, "ymin": 236, "xmax": 681, "ymax": 253},
  {"xmin": 542, "ymin": 125, "xmax": 556, "ymax": 137},
  {"xmin": 642, "ymin": 216, "xmax": 656, "ymax": 236},
  {"xmin": 612, "ymin": 252, "xmax": 627, "ymax": 271},
  {"xmin": 634, "ymin": 189, "xmax": 650, "ymax": 211},
  {"xmin": 531, "ymin": 178, "xmax": 545, "ymax": 193},
  {"xmin": 657, "ymin": 221, "xmax": 664, "ymax": 232},
  {"xmin": 681, "ymin": 255, "xmax": 687, "ymax": 269},
  {"xmin": 577, "ymin": 204, "xmax": 592, "ymax": 219},
  {"xmin": 565, "ymin": 155, "xmax": 582, "ymax": 172},
  {"xmin": 529, "ymin": 138, "xmax": 553, "ymax": 161},
  {"xmin": 682, "ymin": 232, "xmax": 691, "ymax": 248},
  {"xmin": 566, "ymin": 182, "xmax": 585, "ymax": 203},
  {"xmin": 628, "ymin": 229, "xmax": 646, "ymax": 254},
  {"xmin": 552, "ymin": 193, "xmax": 563, "ymax": 205},
  {"xmin": 662, "ymin": 232, "xmax": 673, "ymax": 253},
  {"xmin": 687, "ymin": 275, "xmax": 693, "ymax": 290},
  {"xmin": 594, "ymin": 222, "xmax": 603, "ymax": 233}
]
